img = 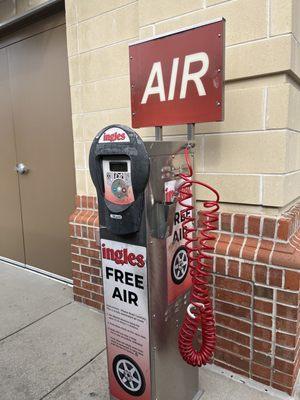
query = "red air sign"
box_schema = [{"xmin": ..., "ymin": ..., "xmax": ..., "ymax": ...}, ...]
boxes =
[{"xmin": 129, "ymin": 18, "xmax": 225, "ymax": 128}]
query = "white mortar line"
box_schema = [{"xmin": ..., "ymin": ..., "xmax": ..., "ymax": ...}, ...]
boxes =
[
  {"xmin": 239, "ymin": 236, "xmax": 247, "ymax": 259},
  {"xmin": 218, "ymin": 256, "xmax": 300, "ymax": 286},
  {"xmin": 267, "ymin": 0, "xmax": 271, "ymax": 38},
  {"xmin": 230, "ymin": 213, "xmax": 234, "ymax": 232},
  {"xmin": 244, "ymin": 215, "xmax": 249, "ymax": 235},
  {"xmin": 195, "ymin": 170, "xmax": 300, "ymax": 177},
  {"xmin": 216, "ymin": 323, "xmax": 251, "ymax": 338},
  {"xmin": 140, "ymin": 17, "xmax": 223, "ymax": 42},
  {"xmin": 270, "ymin": 289, "xmax": 277, "ymax": 385},
  {"xmin": 70, "ymin": 73, "xmax": 130, "ymax": 87},
  {"xmin": 73, "ymin": 1, "xmax": 137, "ymax": 26},
  {"xmin": 263, "ymin": 87, "xmax": 268, "ymax": 130},
  {"xmin": 226, "ymin": 32, "xmax": 292, "ymax": 49},
  {"xmin": 214, "ymin": 229, "xmax": 287, "ymax": 244},
  {"xmin": 77, "ymin": 35, "xmax": 138, "ymax": 56}
]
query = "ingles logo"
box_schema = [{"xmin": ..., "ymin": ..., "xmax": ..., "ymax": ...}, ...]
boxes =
[
  {"xmin": 103, "ymin": 132, "xmax": 126, "ymax": 142},
  {"xmin": 98, "ymin": 127, "xmax": 130, "ymax": 143},
  {"xmin": 101, "ymin": 244, "xmax": 145, "ymax": 268}
]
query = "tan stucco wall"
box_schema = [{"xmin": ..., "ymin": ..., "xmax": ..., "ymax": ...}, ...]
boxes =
[{"xmin": 65, "ymin": 0, "xmax": 300, "ymax": 213}]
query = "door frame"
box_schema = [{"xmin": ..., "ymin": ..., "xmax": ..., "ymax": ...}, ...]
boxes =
[
  {"xmin": 0, "ymin": 0, "xmax": 65, "ymax": 50},
  {"xmin": 0, "ymin": 0, "xmax": 64, "ymax": 38}
]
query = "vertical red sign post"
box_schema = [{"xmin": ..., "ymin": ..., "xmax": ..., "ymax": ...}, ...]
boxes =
[{"xmin": 129, "ymin": 18, "xmax": 225, "ymax": 128}]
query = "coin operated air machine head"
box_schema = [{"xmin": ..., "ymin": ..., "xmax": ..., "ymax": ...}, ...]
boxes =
[
  {"xmin": 89, "ymin": 124, "xmax": 219, "ymax": 400},
  {"xmin": 89, "ymin": 125, "xmax": 150, "ymax": 236}
]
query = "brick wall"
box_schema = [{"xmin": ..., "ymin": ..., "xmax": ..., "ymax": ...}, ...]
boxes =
[{"xmin": 70, "ymin": 194, "xmax": 300, "ymax": 396}]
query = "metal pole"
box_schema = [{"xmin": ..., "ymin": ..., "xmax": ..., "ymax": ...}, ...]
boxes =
[
  {"xmin": 187, "ymin": 123, "xmax": 195, "ymax": 141},
  {"xmin": 155, "ymin": 126, "xmax": 163, "ymax": 141}
]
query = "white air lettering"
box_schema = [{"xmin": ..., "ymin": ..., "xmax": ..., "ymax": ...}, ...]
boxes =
[
  {"xmin": 180, "ymin": 52, "xmax": 209, "ymax": 99},
  {"xmin": 141, "ymin": 62, "xmax": 166, "ymax": 104}
]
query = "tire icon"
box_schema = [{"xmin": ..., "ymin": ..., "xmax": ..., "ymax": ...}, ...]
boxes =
[
  {"xmin": 113, "ymin": 355, "xmax": 145, "ymax": 396},
  {"xmin": 171, "ymin": 246, "xmax": 189, "ymax": 285}
]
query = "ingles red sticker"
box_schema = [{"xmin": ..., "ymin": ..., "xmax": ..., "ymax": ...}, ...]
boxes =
[
  {"xmin": 101, "ymin": 239, "xmax": 151, "ymax": 400},
  {"xmin": 99, "ymin": 127, "xmax": 130, "ymax": 143},
  {"xmin": 165, "ymin": 180, "xmax": 192, "ymax": 305}
]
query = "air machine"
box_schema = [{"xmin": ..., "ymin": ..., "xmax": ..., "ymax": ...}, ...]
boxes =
[{"xmin": 89, "ymin": 124, "xmax": 219, "ymax": 400}]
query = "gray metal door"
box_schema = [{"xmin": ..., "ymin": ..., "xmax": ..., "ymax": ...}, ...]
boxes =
[{"xmin": 0, "ymin": 14, "xmax": 76, "ymax": 279}]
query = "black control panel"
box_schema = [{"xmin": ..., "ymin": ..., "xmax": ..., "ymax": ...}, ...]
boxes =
[{"xmin": 89, "ymin": 125, "xmax": 150, "ymax": 235}]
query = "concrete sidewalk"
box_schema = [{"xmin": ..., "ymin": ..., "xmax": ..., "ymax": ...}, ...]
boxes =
[{"xmin": 0, "ymin": 261, "xmax": 293, "ymax": 400}]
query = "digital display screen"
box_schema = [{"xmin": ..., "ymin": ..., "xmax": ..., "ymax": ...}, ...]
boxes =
[{"xmin": 110, "ymin": 162, "xmax": 128, "ymax": 172}]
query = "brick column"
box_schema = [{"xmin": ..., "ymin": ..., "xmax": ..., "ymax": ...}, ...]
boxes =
[{"xmin": 69, "ymin": 195, "xmax": 103, "ymax": 310}]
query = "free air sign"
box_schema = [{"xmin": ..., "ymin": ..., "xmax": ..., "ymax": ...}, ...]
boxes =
[{"xmin": 129, "ymin": 18, "xmax": 225, "ymax": 128}]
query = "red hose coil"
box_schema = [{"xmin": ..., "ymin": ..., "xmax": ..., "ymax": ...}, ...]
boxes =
[{"xmin": 178, "ymin": 147, "xmax": 220, "ymax": 367}]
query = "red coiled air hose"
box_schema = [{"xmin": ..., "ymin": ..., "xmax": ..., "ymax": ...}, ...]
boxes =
[{"xmin": 178, "ymin": 146, "xmax": 220, "ymax": 367}]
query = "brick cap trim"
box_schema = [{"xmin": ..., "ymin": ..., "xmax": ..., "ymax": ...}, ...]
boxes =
[
  {"xmin": 70, "ymin": 196, "xmax": 300, "ymax": 271},
  {"xmin": 214, "ymin": 202, "xmax": 300, "ymax": 242},
  {"xmin": 75, "ymin": 195, "xmax": 300, "ymax": 242},
  {"xmin": 70, "ymin": 209, "xmax": 99, "ymax": 227},
  {"xmin": 215, "ymin": 231, "xmax": 300, "ymax": 271}
]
